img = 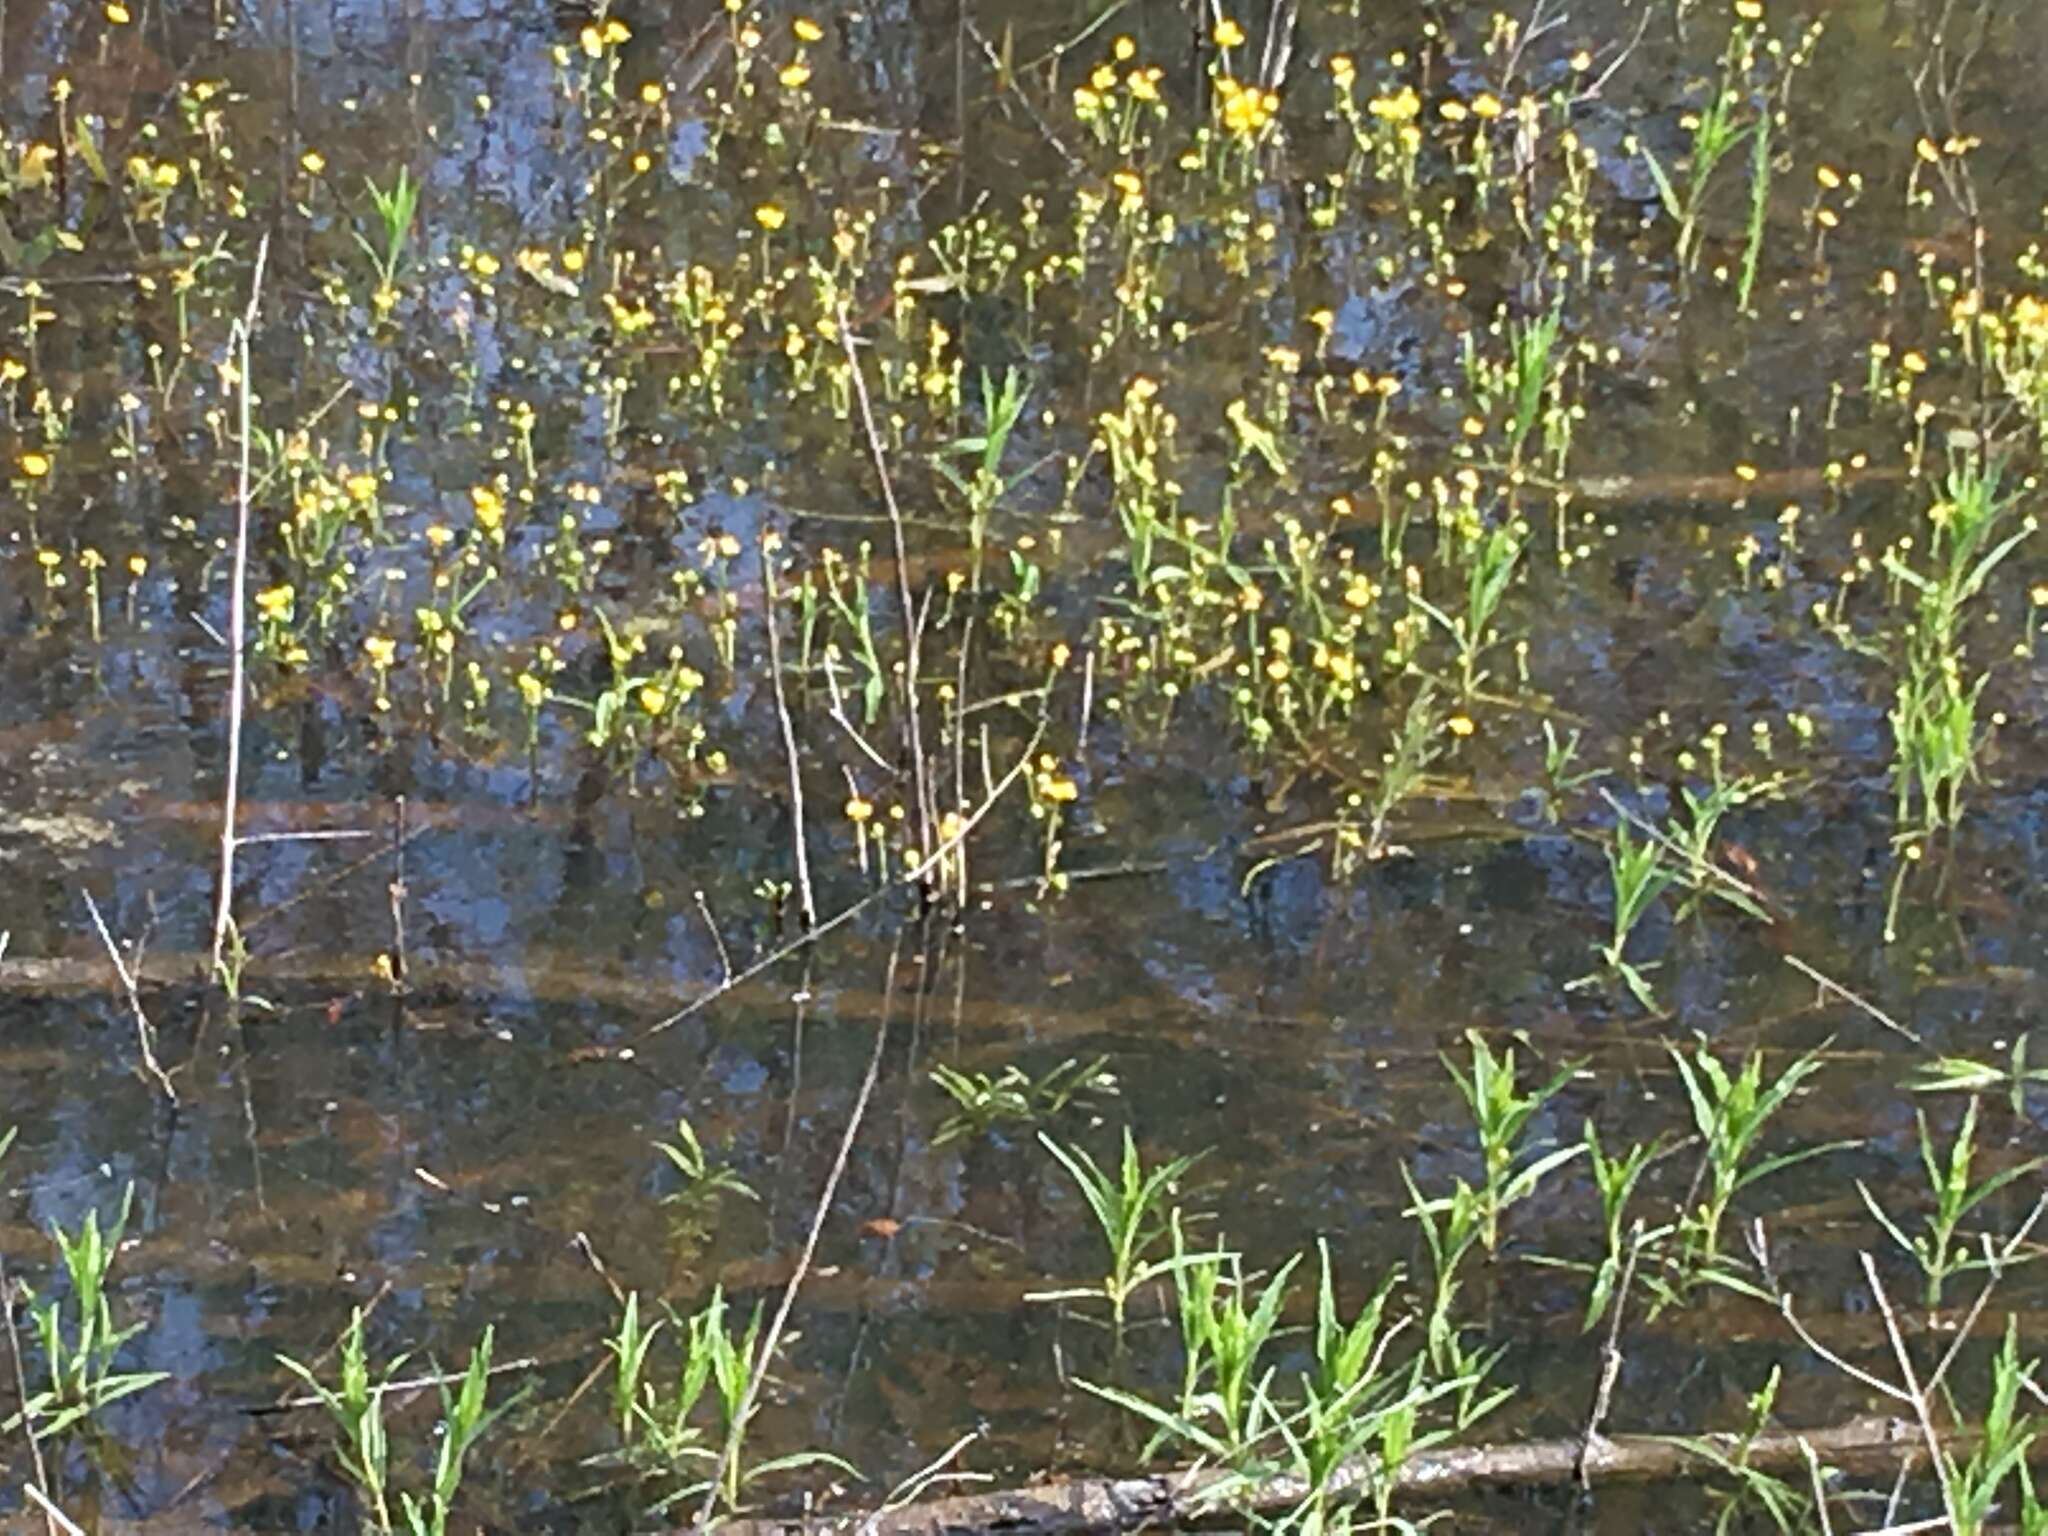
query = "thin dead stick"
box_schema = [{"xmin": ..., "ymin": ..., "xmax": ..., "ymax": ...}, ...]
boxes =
[
  {"xmin": 1801, "ymin": 1438, "xmax": 1837, "ymax": 1536},
  {"xmin": 262, "ymin": 1354, "xmax": 540, "ymax": 1413},
  {"xmin": 1077, "ymin": 648, "xmax": 1094, "ymax": 755},
  {"xmin": 874, "ymin": 1431, "xmax": 990, "ymax": 1520},
  {"xmin": 387, "ymin": 797, "xmax": 409, "ymax": 994},
  {"xmin": 836, "ymin": 300, "xmax": 934, "ymax": 870},
  {"xmin": 210, "ymin": 232, "xmax": 272, "ymax": 981},
  {"xmin": 232, "ymin": 829, "xmax": 379, "ymax": 846},
  {"xmin": 1575, "ymin": 1219, "xmax": 1646, "ymax": 1485},
  {"xmin": 695, "ymin": 891, "xmax": 735, "ymax": 986},
  {"xmin": 647, "ymin": 719, "xmax": 1046, "ymax": 1035},
  {"xmin": 1862, "ymin": 1251, "xmax": 1961, "ymax": 1528},
  {"xmin": 692, "ymin": 933, "xmax": 902, "ymax": 1532},
  {"xmin": 20, "ymin": 1486, "xmax": 83, "ymax": 1536},
  {"xmin": 83, "ymin": 890, "xmax": 177, "ymax": 1103},
  {"xmin": 1922, "ymin": 1193, "xmax": 2048, "ymax": 1400},
  {"xmin": 762, "ymin": 535, "xmax": 817, "ymax": 931},
  {"xmin": 1783, "ymin": 955, "xmax": 1923, "ymax": 1045},
  {"xmin": 0, "ymin": 1239, "xmax": 59, "ymax": 1536}
]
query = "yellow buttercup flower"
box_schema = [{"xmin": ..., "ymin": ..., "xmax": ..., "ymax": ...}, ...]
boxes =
[
  {"xmin": 19, "ymin": 451, "xmax": 51, "ymax": 478},
  {"xmin": 1214, "ymin": 17, "xmax": 1245, "ymax": 47},
  {"xmin": 793, "ymin": 17, "xmax": 823, "ymax": 42},
  {"xmin": 754, "ymin": 202, "xmax": 786, "ymax": 230}
]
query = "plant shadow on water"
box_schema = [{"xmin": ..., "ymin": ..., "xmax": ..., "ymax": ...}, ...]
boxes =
[{"xmin": 5, "ymin": 0, "xmax": 2048, "ymax": 1529}]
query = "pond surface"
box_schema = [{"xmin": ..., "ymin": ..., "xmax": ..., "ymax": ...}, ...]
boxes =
[{"xmin": 4, "ymin": 0, "xmax": 2048, "ymax": 1528}]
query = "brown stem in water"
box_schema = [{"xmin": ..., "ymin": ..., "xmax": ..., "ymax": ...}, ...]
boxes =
[
  {"xmin": 692, "ymin": 929, "xmax": 903, "ymax": 1531},
  {"xmin": 836, "ymin": 299, "xmax": 934, "ymax": 872},
  {"xmin": 0, "ymin": 1241, "xmax": 60, "ymax": 1536},
  {"xmin": 762, "ymin": 534, "xmax": 817, "ymax": 931}
]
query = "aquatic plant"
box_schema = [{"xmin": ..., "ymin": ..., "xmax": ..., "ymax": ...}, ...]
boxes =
[{"xmin": 7, "ymin": 1183, "xmax": 167, "ymax": 1441}]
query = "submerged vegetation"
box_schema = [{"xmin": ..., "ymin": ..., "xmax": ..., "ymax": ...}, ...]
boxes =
[{"xmin": 4, "ymin": 0, "xmax": 2048, "ymax": 1527}]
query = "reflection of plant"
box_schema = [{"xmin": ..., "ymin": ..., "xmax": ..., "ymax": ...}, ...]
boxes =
[
  {"xmin": 9, "ymin": 1182, "xmax": 168, "ymax": 1441},
  {"xmin": 930, "ymin": 1056, "xmax": 1116, "ymax": 1146}
]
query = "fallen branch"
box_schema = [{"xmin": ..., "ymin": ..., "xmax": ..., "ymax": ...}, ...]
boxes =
[{"xmin": 706, "ymin": 1415, "xmax": 1931, "ymax": 1536}]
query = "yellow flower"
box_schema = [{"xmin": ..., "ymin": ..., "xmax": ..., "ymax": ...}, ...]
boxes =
[
  {"xmin": 1470, "ymin": 92, "xmax": 1502, "ymax": 120},
  {"xmin": 1446, "ymin": 714, "xmax": 1475, "ymax": 737},
  {"xmin": 425, "ymin": 524, "xmax": 454, "ymax": 550},
  {"xmin": 152, "ymin": 162, "xmax": 181, "ymax": 188},
  {"xmin": 845, "ymin": 795, "xmax": 874, "ymax": 822},
  {"xmin": 579, "ymin": 23, "xmax": 602, "ymax": 55},
  {"xmin": 638, "ymin": 685, "xmax": 668, "ymax": 715},
  {"xmin": 517, "ymin": 672, "xmax": 546, "ymax": 709},
  {"xmin": 128, "ymin": 555, "xmax": 147, "ymax": 577},
  {"xmin": 561, "ymin": 247, "xmax": 585, "ymax": 273},
  {"xmin": 779, "ymin": 60, "xmax": 811, "ymax": 88},
  {"xmin": 1214, "ymin": 17, "xmax": 1245, "ymax": 47},
  {"xmin": 754, "ymin": 202, "xmax": 786, "ymax": 230},
  {"xmin": 1328, "ymin": 54, "xmax": 1355, "ymax": 88},
  {"xmin": 363, "ymin": 635, "xmax": 397, "ymax": 667},
  {"xmin": 105, "ymin": 1, "xmax": 130, "ymax": 21},
  {"xmin": 255, "ymin": 584, "xmax": 295, "ymax": 620},
  {"xmin": 473, "ymin": 251, "xmax": 502, "ymax": 277},
  {"xmin": 345, "ymin": 471, "xmax": 378, "ymax": 501},
  {"xmin": 1815, "ymin": 164, "xmax": 1842, "ymax": 189},
  {"xmin": 793, "ymin": 16, "xmax": 823, "ymax": 42},
  {"xmin": 301, "ymin": 149, "xmax": 325, "ymax": 173},
  {"xmin": 1900, "ymin": 350, "xmax": 1927, "ymax": 375},
  {"xmin": 601, "ymin": 17, "xmax": 630, "ymax": 43},
  {"xmin": 1734, "ymin": 0, "xmax": 1762, "ymax": 17},
  {"xmin": 0, "ymin": 357, "xmax": 24, "ymax": 382},
  {"xmin": 19, "ymin": 451, "xmax": 51, "ymax": 478}
]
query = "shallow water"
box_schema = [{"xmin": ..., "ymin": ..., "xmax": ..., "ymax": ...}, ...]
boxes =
[{"xmin": 4, "ymin": 0, "xmax": 2048, "ymax": 1528}]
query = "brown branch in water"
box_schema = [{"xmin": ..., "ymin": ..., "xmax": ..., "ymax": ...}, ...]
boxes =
[
  {"xmin": 210, "ymin": 232, "xmax": 271, "ymax": 983},
  {"xmin": 704, "ymin": 1415, "xmax": 1934, "ymax": 1536}
]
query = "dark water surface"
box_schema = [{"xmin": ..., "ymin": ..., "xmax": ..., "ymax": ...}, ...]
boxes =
[{"xmin": 4, "ymin": 0, "xmax": 2048, "ymax": 1528}]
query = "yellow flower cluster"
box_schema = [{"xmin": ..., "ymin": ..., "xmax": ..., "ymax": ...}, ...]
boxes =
[{"xmin": 1215, "ymin": 76, "xmax": 1278, "ymax": 140}]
